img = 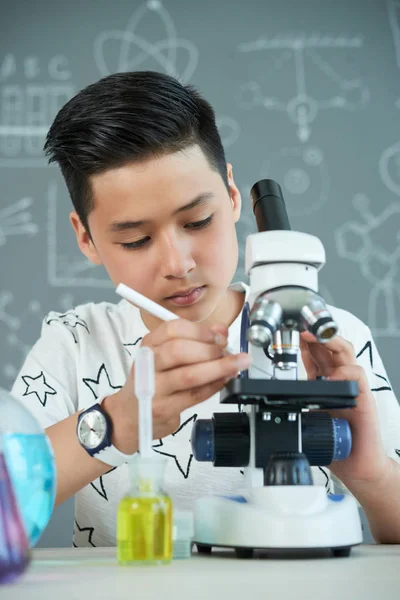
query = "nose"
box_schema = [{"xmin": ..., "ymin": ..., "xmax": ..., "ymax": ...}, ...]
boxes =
[{"xmin": 158, "ymin": 233, "xmax": 196, "ymax": 279}]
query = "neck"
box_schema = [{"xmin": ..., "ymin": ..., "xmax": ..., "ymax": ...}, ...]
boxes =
[{"xmin": 204, "ymin": 287, "xmax": 245, "ymax": 329}]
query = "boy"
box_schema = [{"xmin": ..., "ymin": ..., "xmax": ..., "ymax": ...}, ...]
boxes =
[{"xmin": 11, "ymin": 71, "xmax": 400, "ymax": 547}]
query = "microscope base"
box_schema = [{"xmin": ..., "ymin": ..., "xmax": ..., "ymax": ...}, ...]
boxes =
[{"xmin": 193, "ymin": 486, "xmax": 363, "ymax": 558}]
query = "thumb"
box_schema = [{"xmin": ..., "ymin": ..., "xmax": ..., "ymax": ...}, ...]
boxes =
[
  {"xmin": 300, "ymin": 339, "xmax": 318, "ymax": 379},
  {"xmin": 326, "ymin": 365, "xmax": 369, "ymax": 396}
]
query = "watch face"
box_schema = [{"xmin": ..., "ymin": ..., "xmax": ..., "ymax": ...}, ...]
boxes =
[{"xmin": 78, "ymin": 410, "xmax": 107, "ymax": 449}]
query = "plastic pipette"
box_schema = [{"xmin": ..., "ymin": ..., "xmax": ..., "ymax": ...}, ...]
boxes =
[
  {"xmin": 117, "ymin": 346, "xmax": 173, "ymax": 564},
  {"xmin": 134, "ymin": 346, "xmax": 155, "ymax": 460}
]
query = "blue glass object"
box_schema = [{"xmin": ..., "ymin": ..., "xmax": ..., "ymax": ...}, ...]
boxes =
[
  {"xmin": 0, "ymin": 451, "xmax": 30, "ymax": 584},
  {"xmin": 3, "ymin": 434, "xmax": 55, "ymax": 547},
  {"xmin": 0, "ymin": 389, "xmax": 56, "ymax": 547}
]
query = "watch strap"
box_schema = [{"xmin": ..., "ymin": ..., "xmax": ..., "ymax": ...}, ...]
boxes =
[{"xmin": 77, "ymin": 397, "xmax": 135, "ymax": 467}]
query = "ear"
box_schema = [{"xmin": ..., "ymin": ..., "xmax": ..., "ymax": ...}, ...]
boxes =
[
  {"xmin": 69, "ymin": 212, "xmax": 103, "ymax": 266},
  {"xmin": 226, "ymin": 163, "xmax": 241, "ymax": 223}
]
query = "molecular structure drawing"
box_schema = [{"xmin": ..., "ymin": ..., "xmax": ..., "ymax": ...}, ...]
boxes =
[
  {"xmin": 335, "ymin": 194, "xmax": 400, "ymax": 337},
  {"xmin": 0, "ymin": 291, "xmax": 42, "ymax": 382},
  {"xmin": 94, "ymin": 0, "xmax": 198, "ymax": 83},
  {"xmin": 0, "ymin": 196, "xmax": 38, "ymax": 245},
  {"xmin": 237, "ymin": 34, "xmax": 369, "ymax": 143}
]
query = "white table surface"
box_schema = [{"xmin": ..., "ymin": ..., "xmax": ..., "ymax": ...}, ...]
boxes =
[{"xmin": 2, "ymin": 545, "xmax": 400, "ymax": 600}]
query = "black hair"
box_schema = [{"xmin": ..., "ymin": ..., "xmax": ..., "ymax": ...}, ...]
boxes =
[{"xmin": 44, "ymin": 71, "xmax": 228, "ymax": 233}]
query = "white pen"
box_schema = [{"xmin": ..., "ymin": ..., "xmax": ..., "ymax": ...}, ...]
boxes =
[
  {"xmin": 116, "ymin": 283, "xmax": 179, "ymax": 322},
  {"xmin": 116, "ymin": 282, "xmax": 235, "ymax": 354}
]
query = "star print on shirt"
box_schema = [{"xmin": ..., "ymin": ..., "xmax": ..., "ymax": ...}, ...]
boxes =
[
  {"xmin": 73, "ymin": 519, "xmax": 96, "ymax": 547},
  {"xmin": 46, "ymin": 312, "xmax": 90, "ymax": 344},
  {"xmin": 22, "ymin": 372, "xmax": 56, "ymax": 407},
  {"xmin": 90, "ymin": 467, "xmax": 117, "ymax": 500},
  {"xmin": 83, "ymin": 363, "xmax": 123, "ymax": 400},
  {"xmin": 356, "ymin": 340, "xmax": 392, "ymax": 392},
  {"xmin": 123, "ymin": 337, "xmax": 143, "ymax": 356},
  {"xmin": 371, "ymin": 373, "xmax": 392, "ymax": 392},
  {"xmin": 153, "ymin": 414, "xmax": 197, "ymax": 478},
  {"xmin": 356, "ymin": 340, "xmax": 373, "ymax": 367},
  {"xmin": 395, "ymin": 450, "xmax": 400, "ymax": 459}
]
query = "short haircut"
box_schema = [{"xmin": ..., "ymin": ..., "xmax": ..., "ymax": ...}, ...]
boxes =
[{"xmin": 44, "ymin": 71, "xmax": 228, "ymax": 232}]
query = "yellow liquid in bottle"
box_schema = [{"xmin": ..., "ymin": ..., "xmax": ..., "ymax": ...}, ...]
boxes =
[{"xmin": 117, "ymin": 495, "xmax": 173, "ymax": 565}]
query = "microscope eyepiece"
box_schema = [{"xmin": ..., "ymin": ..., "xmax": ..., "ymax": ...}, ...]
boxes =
[{"xmin": 250, "ymin": 179, "xmax": 291, "ymax": 232}]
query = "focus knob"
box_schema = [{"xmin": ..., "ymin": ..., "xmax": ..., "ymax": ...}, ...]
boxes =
[{"xmin": 264, "ymin": 452, "xmax": 313, "ymax": 485}]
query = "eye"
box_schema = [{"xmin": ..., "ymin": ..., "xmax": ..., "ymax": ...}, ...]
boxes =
[
  {"xmin": 185, "ymin": 215, "xmax": 214, "ymax": 230},
  {"xmin": 120, "ymin": 237, "xmax": 150, "ymax": 250}
]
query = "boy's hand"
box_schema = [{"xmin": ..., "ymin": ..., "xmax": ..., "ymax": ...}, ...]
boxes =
[
  {"xmin": 300, "ymin": 331, "xmax": 391, "ymax": 487},
  {"xmin": 107, "ymin": 319, "xmax": 251, "ymax": 454}
]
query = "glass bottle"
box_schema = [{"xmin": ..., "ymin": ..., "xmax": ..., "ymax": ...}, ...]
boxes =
[
  {"xmin": 0, "ymin": 388, "xmax": 56, "ymax": 548},
  {"xmin": 117, "ymin": 456, "xmax": 172, "ymax": 565}
]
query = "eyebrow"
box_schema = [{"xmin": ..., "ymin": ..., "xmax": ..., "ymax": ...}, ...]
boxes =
[{"xmin": 108, "ymin": 192, "xmax": 215, "ymax": 233}]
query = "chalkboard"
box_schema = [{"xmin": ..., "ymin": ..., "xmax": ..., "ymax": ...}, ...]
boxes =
[{"xmin": 1, "ymin": 0, "xmax": 398, "ymax": 547}]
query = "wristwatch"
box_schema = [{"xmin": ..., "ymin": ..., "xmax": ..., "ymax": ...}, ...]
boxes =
[{"xmin": 76, "ymin": 399, "xmax": 133, "ymax": 467}]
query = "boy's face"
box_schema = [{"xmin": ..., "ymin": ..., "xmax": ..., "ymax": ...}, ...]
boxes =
[{"xmin": 70, "ymin": 145, "xmax": 242, "ymax": 328}]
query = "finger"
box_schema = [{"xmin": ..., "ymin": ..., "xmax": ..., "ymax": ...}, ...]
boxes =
[
  {"xmin": 305, "ymin": 343, "xmax": 336, "ymax": 376},
  {"xmin": 307, "ymin": 365, "xmax": 374, "ymax": 444},
  {"xmin": 154, "ymin": 338, "xmax": 226, "ymax": 371},
  {"xmin": 152, "ymin": 375, "xmax": 230, "ymax": 426},
  {"xmin": 142, "ymin": 319, "xmax": 228, "ymax": 349},
  {"xmin": 301, "ymin": 331, "xmax": 356, "ymax": 367},
  {"xmin": 159, "ymin": 352, "xmax": 251, "ymax": 396},
  {"xmin": 300, "ymin": 336, "xmax": 319, "ymax": 378},
  {"xmin": 327, "ymin": 365, "xmax": 371, "ymax": 399},
  {"xmin": 300, "ymin": 340, "xmax": 319, "ymax": 379},
  {"xmin": 168, "ymin": 376, "xmax": 230, "ymax": 417}
]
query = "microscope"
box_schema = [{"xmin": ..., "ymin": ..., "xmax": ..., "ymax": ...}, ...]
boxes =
[{"xmin": 191, "ymin": 180, "xmax": 363, "ymax": 558}]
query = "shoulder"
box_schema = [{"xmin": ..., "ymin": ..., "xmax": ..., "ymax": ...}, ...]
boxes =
[
  {"xmin": 43, "ymin": 299, "xmax": 147, "ymax": 346},
  {"xmin": 45, "ymin": 299, "xmax": 121, "ymax": 327}
]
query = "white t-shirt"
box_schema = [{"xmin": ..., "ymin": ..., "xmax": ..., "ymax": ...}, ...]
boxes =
[{"xmin": 11, "ymin": 283, "xmax": 400, "ymax": 547}]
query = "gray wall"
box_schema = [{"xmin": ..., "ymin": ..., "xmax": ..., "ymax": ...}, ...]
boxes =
[{"xmin": 1, "ymin": 0, "xmax": 399, "ymax": 547}]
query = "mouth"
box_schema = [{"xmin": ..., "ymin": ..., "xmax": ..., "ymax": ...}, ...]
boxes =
[{"xmin": 165, "ymin": 285, "xmax": 206, "ymax": 307}]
